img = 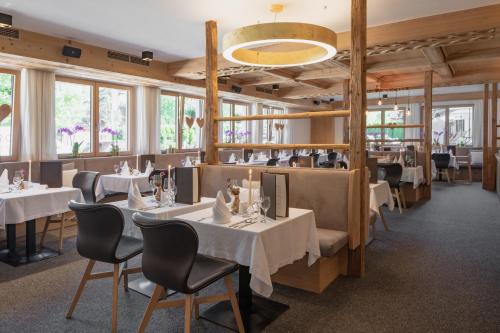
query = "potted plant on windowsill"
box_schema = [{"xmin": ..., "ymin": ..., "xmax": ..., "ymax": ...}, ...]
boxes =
[
  {"xmin": 101, "ymin": 127, "xmax": 122, "ymax": 156},
  {"xmin": 57, "ymin": 124, "xmax": 86, "ymax": 158}
]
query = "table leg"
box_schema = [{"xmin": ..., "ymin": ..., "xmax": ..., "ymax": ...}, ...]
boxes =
[
  {"xmin": 200, "ymin": 265, "xmax": 289, "ymax": 332},
  {"xmin": 378, "ymin": 208, "xmax": 389, "ymax": 231},
  {"xmin": 26, "ymin": 219, "xmax": 36, "ymax": 257}
]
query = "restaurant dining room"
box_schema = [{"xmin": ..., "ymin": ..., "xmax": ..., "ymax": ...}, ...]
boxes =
[{"xmin": 1, "ymin": 1, "xmax": 500, "ymax": 332}]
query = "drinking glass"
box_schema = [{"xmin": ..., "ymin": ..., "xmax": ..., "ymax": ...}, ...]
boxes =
[
  {"xmin": 13, "ymin": 171, "xmax": 23, "ymax": 191},
  {"xmin": 260, "ymin": 196, "xmax": 271, "ymax": 223},
  {"xmin": 114, "ymin": 164, "xmax": 120, "ymax": 174}
]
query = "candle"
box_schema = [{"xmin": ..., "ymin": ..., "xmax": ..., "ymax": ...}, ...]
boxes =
[
  {"xmin": 28, "ymin": 160, "xmax": 31, "ymax": 182},
  {"xmin": 168, "ymin": 165, "xmax": 172, "ymax": 189},
  {"xmin": 136, "ymin": 154, "xmax": 139, "ymax": 171},
  {"xmin": 248, "ymin": 169, "xmax": 253, "ymax": 205}
]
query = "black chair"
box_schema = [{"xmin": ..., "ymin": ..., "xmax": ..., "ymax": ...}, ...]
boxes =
[
  {"xmin": 66, "ymin": 201, "xmax": 143, "ymax": 333},
  {"xmin": 377, "ymin": 163, "xmax": 406, "ymax": 214},
  {"xmin": 40, "ymin": 171, "xmax": 100, "ymax": 253},
  {"xmin": 132, "ymin": 215, "xmax": 244, "ymax": 333},
  {"xmin": 338, "ymin": 161, "xmax": 348, "ymax": 169},
  {"xmin": 432, "ymin": 153, "xmax": 451, "ymax": 183},
  {"xmin": 266, "ymin": 158, "xmax": 279, "ymax": 166},
  {"xmin": 148, "ymin": 169, "xmax": 168, "ymax": 187},
  {"xmin": 289, "ymin": 155, "xmax": 299, "ymax": 167}
]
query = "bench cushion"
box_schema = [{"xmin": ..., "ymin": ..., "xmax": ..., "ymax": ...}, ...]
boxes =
[{"xmin": 317, "ymin": 228, "xmax": 348, "ymax": 257}]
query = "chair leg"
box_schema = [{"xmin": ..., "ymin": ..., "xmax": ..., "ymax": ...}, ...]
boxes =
[
  {"xmin": 112, "ymin": 263, "xmax": 120, "ymax": 333},
  {"xmin": 394, "ymin": 189, "xmax": 403, "ymax": 214},
  {"xmin": 58, "ymin": 217, "xmax": 66, "ymax": 254},
  {"xmin": 40, "ymin": 217, "xmax": 50, "ymax": 249},
  {"xmin": 123, "ymin": 261, "xmax": 129, "ymax": 292},
  {"xmin": 66, "ymin": 259, "xmax": 95, "ymax": 319},
  {"xmin": 445, "ymin": 169, "xmax": 451, "ymax": 183},
  {"xmin": 378, "ymin": 208, "xmax": 389, "ymax": 231},
  {"xmin": 399, "ymin": 187, "xmax": 407, "ymax": 209},
  {"xmin": 468, "ymin": 165, "xmax": 472, "ymax": 184},
  {"xmin": 138, "ymin": 285, "xmax": 164, "ymax": 333},
  {"xmin": 224, "ymin": 276, "xmax": 245, "ymax": 333},
  {"xmin": 193, "ymin": 298, "xmax": 200, "ymax": 320},
  {"xmin": 184, "ymin": 294, "xmax": 194, "ymax": 333}
]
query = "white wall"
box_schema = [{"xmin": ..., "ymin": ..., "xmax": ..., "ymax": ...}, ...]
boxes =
[{"xmin": 287, "ymin": 108, "xmax": 310, "ymax": 144}]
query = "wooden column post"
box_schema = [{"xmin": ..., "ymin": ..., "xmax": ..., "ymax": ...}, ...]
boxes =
[
  {"xmin": 343, "ymin": 79, "xmax": 350, "ymax": 144},
  {"xmin": 349, "ymin": 0, "xmax": 367, "ymax": 277},
  {"xmin": 204, "ymin": 21, "xmax": 219, "ymax": 165},
  {"xmin": 483, "ymin": 84, "xmax": 490, "ymax": 190},
  {"xmin": 424, "ymin": 71, "xmax": 433, "ymax": 196},
  {"xmin": 490, "ymin": 83, "xmax": 497, "ymax": 190}
]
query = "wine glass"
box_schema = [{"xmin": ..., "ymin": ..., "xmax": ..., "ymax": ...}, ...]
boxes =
[
  {"xmin": 113, "ymin": 164, "xmax": 120, "ymax": 174},
  {"xmin": 260, "ymin": 196, "xmax": 271, "ymax": 223}
]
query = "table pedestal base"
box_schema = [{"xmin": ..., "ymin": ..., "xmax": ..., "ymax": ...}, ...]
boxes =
[{"xmin": 0, "ymin": 248, "xmax": 59, "ymax": 266}]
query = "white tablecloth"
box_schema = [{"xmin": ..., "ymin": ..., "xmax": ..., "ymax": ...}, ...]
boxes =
[
  {"xmin": 0, "ymin": 187, "xmax": 83, "ymax": 229},
  {"xmin": 95, "ymin": 174, "xmax": 150, "ymax": 201},
  {"xmin": 431, "ymin": 156, "xmax": 459, "ymax": 179},
  {"xmin": 176, "ymin": 207, "xmax": 320, "ymax": 297},
  {"xmin": 369, "ymin": 180, "xmax": 394, "ymax": 214},
  {"xmin": 112, "ymin": 197, "xmax": 216, "ymax": 238},
  {"xmin": 401, "ymin": 166, "xmax": 424, "ymax": 189}
]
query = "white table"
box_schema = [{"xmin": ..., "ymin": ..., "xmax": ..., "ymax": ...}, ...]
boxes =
[
  {"xmin": 401, "ymin": 166, "xmax": 425, "ymax": 189},
  {"xmin": 0, "ymin": 186, "xmax": 83, "ymax": 266},
  {"xmin": 369, "ymin": 180, "xmax": 394, "ymax": 231},
  {"xmin": 177, "ymin": 207, "xmax": 320, "ymax": 331},
  {"xmin": 95, "ymin": 174, "xmax": 150, "ymax": 201}
]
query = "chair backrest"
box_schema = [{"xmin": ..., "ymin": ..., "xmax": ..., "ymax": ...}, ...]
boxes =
[
  {"xmin": 432, "ymin": 153, "xmax": 451, "ymax": 169},
  {"xmin": 377, "ymin": 163, "xmax": 403, "ymax": 187},
  {"xmin": 132, "ymin": 214, "xmax": 198, "ymax": 293},
  {"xmin": 63, "ymin": 169, "xmax": 78, "ymax": 187},
  {"xmin": 266, "ymin": 158, "xmax": 278, "ymax": 166},
  {"xmin": 338, "ymin": 161, "xmax": 348, "ymax": 169},
  {"xmin": 68, "ymin": 201, "xmax": 124, "ymax": 263},
  {"xmin": 328, "ymin": 152, "xmax": 338, "ymax": 162},
  {"xmin": 148, "ymin": 169, "xmax": 168, "ymax": 187},
  {"xmin": 289, "ymin": 155, "xmax": 299, "ymax": 167},
  {"xmin": 72, "ymin": 171, "xmax": 99, "ymax": 203}
]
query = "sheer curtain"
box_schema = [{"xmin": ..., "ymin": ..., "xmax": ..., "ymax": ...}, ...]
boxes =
[
  {"xmin": 20, "ymin": 69, "xmax": 57, "ymax": 161},
  {"xmin": 251, "ymin": 103, "xmax": 263, "ymax": 144},
  {"xmin": 135, "ymin": 86, "xmax": 161, "ymax": 154},
  {"xmin": 405, "ymin": 103, "xmax": 422, "ymax": 140}
]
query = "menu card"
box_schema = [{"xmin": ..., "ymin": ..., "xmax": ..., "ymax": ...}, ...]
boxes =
[
  {"xmin": 260, "ymin": 172, "xmax": 289, "ymax": 219},
  {"xmin": 175, "ymin": 167, "xmax": 201, "ymax": 204}
]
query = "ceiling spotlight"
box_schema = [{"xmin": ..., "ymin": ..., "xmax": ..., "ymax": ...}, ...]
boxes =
[
  {"xmin": 0, "ymin": 13, "xmax": 12, "ymax": 28},
  {"xmin": 141, "ymin": 51, "xmax": 153, "ymax": 62},
  {"xmin": 393, "ymin": 90, "xmax": 398, "ymax": 111},
  {"xmin": 313, "ymin": 100, "xmax": 321, "ymax": 106},
  {"xmin": 377, "ymin": 89, "xmax": 383, "ymax": 106},
  {"xmin": 272, "ymin": 84, "xmax": 280, "ymax": 91}
]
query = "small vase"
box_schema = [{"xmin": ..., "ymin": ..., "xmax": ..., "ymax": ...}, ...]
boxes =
[
  {"xmin": 154, "ymin": 185, "xmax": 162, "ymax": 203},
  {"xmin": 231, "ymin": 194, "xmax": 240, "ymax": 214}
]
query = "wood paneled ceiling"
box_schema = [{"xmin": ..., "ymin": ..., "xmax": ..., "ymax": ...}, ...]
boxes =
[{"xmin": 167, "ymin": 4, "xmax": 500, "ymax": 102}]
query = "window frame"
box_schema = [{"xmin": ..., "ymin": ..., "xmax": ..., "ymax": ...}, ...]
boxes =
[
  {"xmin": 160, "ymin": 91, "xmax": 180, "ymax": 151},
  {"xmin": 0, "ymin": 68, "xmax": 20, "ymax": 162},
  {"xmin": 431, "ymin": 104, "xmax": 474, "ymax": 147},
  {"xmin": 366, "ymin": 107, "xmax": 408, "ymax": 141},
  {"xmin": 261, "ymin": 105, "xmax": 285, "ymax": 144},
  {"xmin": 221, "ymin": 99, "xmax": 250, "ymax": 143},
  {"xmin": 55, "ymin": 76, "xmax": 133, "ymax": 158}
]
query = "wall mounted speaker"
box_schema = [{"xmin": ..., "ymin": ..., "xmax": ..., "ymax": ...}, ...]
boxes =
[
  {"xmin": 62, "ymin": 45, "xmax": 82, "ymax": 58},
  {"xmin": 231, "ymin": 85, "xmax": 242, "ymax": 93}
]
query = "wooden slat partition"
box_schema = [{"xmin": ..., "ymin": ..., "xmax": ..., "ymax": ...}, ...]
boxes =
[
  {"xmin": 424, "ymin": 71, "xmax": 433, "ymax": 193},
  {"xmin": 490, "ymin": 83, "xmax": 497, "ymax": 191},
  {"xmin": 214, "ymin": 110, "xmax": 350, "ymax": 122},
  {"xmin": 483, "ymin": 84, "xmax": 490, "ymax": 190},
  {"xmin": 343, "ymin": 79, "xmax": 350, "ymax": 144},
  {"xmin": 215, "ymin": 143, "xmax": 350, "ymax": 150},
  {"xmin": 366, "ymin": 124, "xmax": 424, "ymax": 129},
  {"xmin": 367, "ymin": 139, "xmax": 424, "ymax": 143}
]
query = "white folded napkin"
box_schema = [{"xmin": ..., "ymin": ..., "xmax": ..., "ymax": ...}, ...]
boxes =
[
  {"xmin": 184, "ymin": 158, "xmax": 193, "ymax": 167},
  {"xmin": 121, "ymin": 161, "xmax": 130, "ymax": 176},
  {"xmin": 398, "ymin": 154, "xmax": 405, "ymax": 168},
  {"xmin": 128, "ymin": 181, "xmax": 146, "ymax": 210},
  {"xmin": 0, "ymin": 169, "xmax": 8, "ymax": 192},
  {"xmin": 228, "ymin": 153, "xmax": 236, "ymax": 163},
  {"xmin": 144, "ymin": 161, "xmax": 154, "ymax": 176},
  {"xmin": 212, "ymin": 191, "xmax": 232, "ymax": 224},
  {"xmin": 448, "ymin": 149, "xmax": 454, "ymax": 156},
  {"xmin": 248, "ymin": 154, "xmax": 255, "ymax": 163},
  {"xmin": 258, "ymin": 152, "xmax": 267, "ymax": 160}
]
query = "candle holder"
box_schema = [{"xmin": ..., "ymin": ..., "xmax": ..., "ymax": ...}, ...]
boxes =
[
  {"xmin": 152, "ymin": 175, "xmax": 163, "ymax": 203},
  {"xmin": 226, "ymin": 179, "xmax": 240, "ymax": 214}
]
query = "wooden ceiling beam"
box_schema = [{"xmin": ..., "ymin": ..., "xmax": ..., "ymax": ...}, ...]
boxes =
[{"xmin": 421, "ymin": 47, "xmax": 454, "ymax": 78}]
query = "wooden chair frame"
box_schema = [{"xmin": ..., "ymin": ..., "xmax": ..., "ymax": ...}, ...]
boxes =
[
  {"xmin": 137, "ymin": 275, "xmax": 245, "ymax": 333},
  {"xmin": 40, "ymin": 211, "xmax": 75, "ymax": 254},
  {"xmin": 66, "ymin": 259, "xmax": 142, "ymax": 333}
]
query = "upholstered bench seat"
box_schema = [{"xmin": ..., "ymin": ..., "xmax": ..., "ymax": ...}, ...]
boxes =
[{"xmin": 317, "ymin": 228, "xmax": 348, "ymax": 257}]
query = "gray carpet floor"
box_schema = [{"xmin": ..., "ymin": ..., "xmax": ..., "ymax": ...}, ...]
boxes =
[{"xmin": 1, "ymin": 182, "xmax": 499, "ymax": 333}]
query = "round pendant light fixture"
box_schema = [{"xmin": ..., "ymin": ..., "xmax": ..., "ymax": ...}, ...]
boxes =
[{"xmin": 222, "ymin": 4, "xmax": 337, "ymax": 67}]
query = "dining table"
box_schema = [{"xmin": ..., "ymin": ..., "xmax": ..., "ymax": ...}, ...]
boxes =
[
  {"xmin": 0, "ymin": 185, "xmax": 83, "ymax": 266},
  {"xmin": 431, "ymin": 155, "xmax": 459, "ymax": 179},
  {"xmin": 95, "ymin": 173, "xmax": 151, "ymax": 201},
  {"xmin": 111, "ymin": 196, "xmax": 216, "ymax": 296},
  {"xmin": 176, "ymin": 207, "xmax": 321, "ymax": 332},
  {"xmin": 369, "ymin": 180, "xmax": 394, "ymax": 233},
  {"xmin": 401, "ymin": 166, "xmax": 425, "ymax": 189}
]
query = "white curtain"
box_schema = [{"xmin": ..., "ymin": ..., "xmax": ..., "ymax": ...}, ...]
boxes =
[
  {"xmin": 283, "ymin": 107, "xmax": 291, "ymax": 144},
  {"xmin": 217, "ymin": 97, "xmax": 224, "ymax": 144},
  {"xmin": 405, "ymin": 103, "xmax": 422, "ymax": 140},
  {"xmin": 20, "ymin": 69, "xmax": 57, "ymax": 161},
  {"xmin": 472, "ymin": 100, "xmax": 484, "ymax": 148},
  {"xmin": 135, "ymin": 86, "xmax": 161, "ymax": 154},
  {"xmin": 251, "ymin": 103, "xmax": 263, "ymax": 144}
]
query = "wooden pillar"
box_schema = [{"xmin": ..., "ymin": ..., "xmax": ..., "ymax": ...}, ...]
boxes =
[
  {"xmin": 424, "ymin": 71, "xmax": 433, "ymax": 195},
  {"xmin": 483, "ymin": 84, "xmax": 490, "ymax": 190},
  {"xmin": 489, "ymin": 83, "xmax": 497, "ymax": 190},
  {"xmin": 343, "ymin": 79, "xmax": 350, "ymax": 144},
  {"xmin": 348, "ymin": 0, "xmax": 367, "ymax": 277},
  {"xmin": 204, "ymin": 21, "xmax": 219, "ymax": 165}
]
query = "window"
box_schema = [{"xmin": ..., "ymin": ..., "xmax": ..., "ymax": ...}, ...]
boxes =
[
  {"xmin": 182, "ymin": 97, "xmax": 204, "ymax": 149},
  {"xmin": 221, "ymin": 101, "xmax": 250, "ymax": 143},
  {"xmin": 432, "ymin": 105, "xmax": 473, "ymax": 146},
  {"xmin": 55, "ymin": 80, "xmax": 92, "ymax": 155},
  {"xmin": 160, "ymin": 94, "xmax": 178, "ymax": 150},
  {"xmin": 262, "ymin": 106, "xmax": 284, "ymax": 143},
  {"xmin": 0, "ymin": 70, "xmax": 18, "ymax": 161},
  {"xmin": 55, "ymin": 77, "xmax": 131, "ymax": 156},
  {"xmin": 366, "ymin": 108, "xmax": 406, "ymax": 142}
]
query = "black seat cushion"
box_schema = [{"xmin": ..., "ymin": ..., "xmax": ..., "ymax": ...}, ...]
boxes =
[
  {"xmin": 187, "ymin": 254, "xmax": 238, "ymax": 293},
  {"xmin": 115, "ymin": 235, "xmax": 144, "ymax": 262}
]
